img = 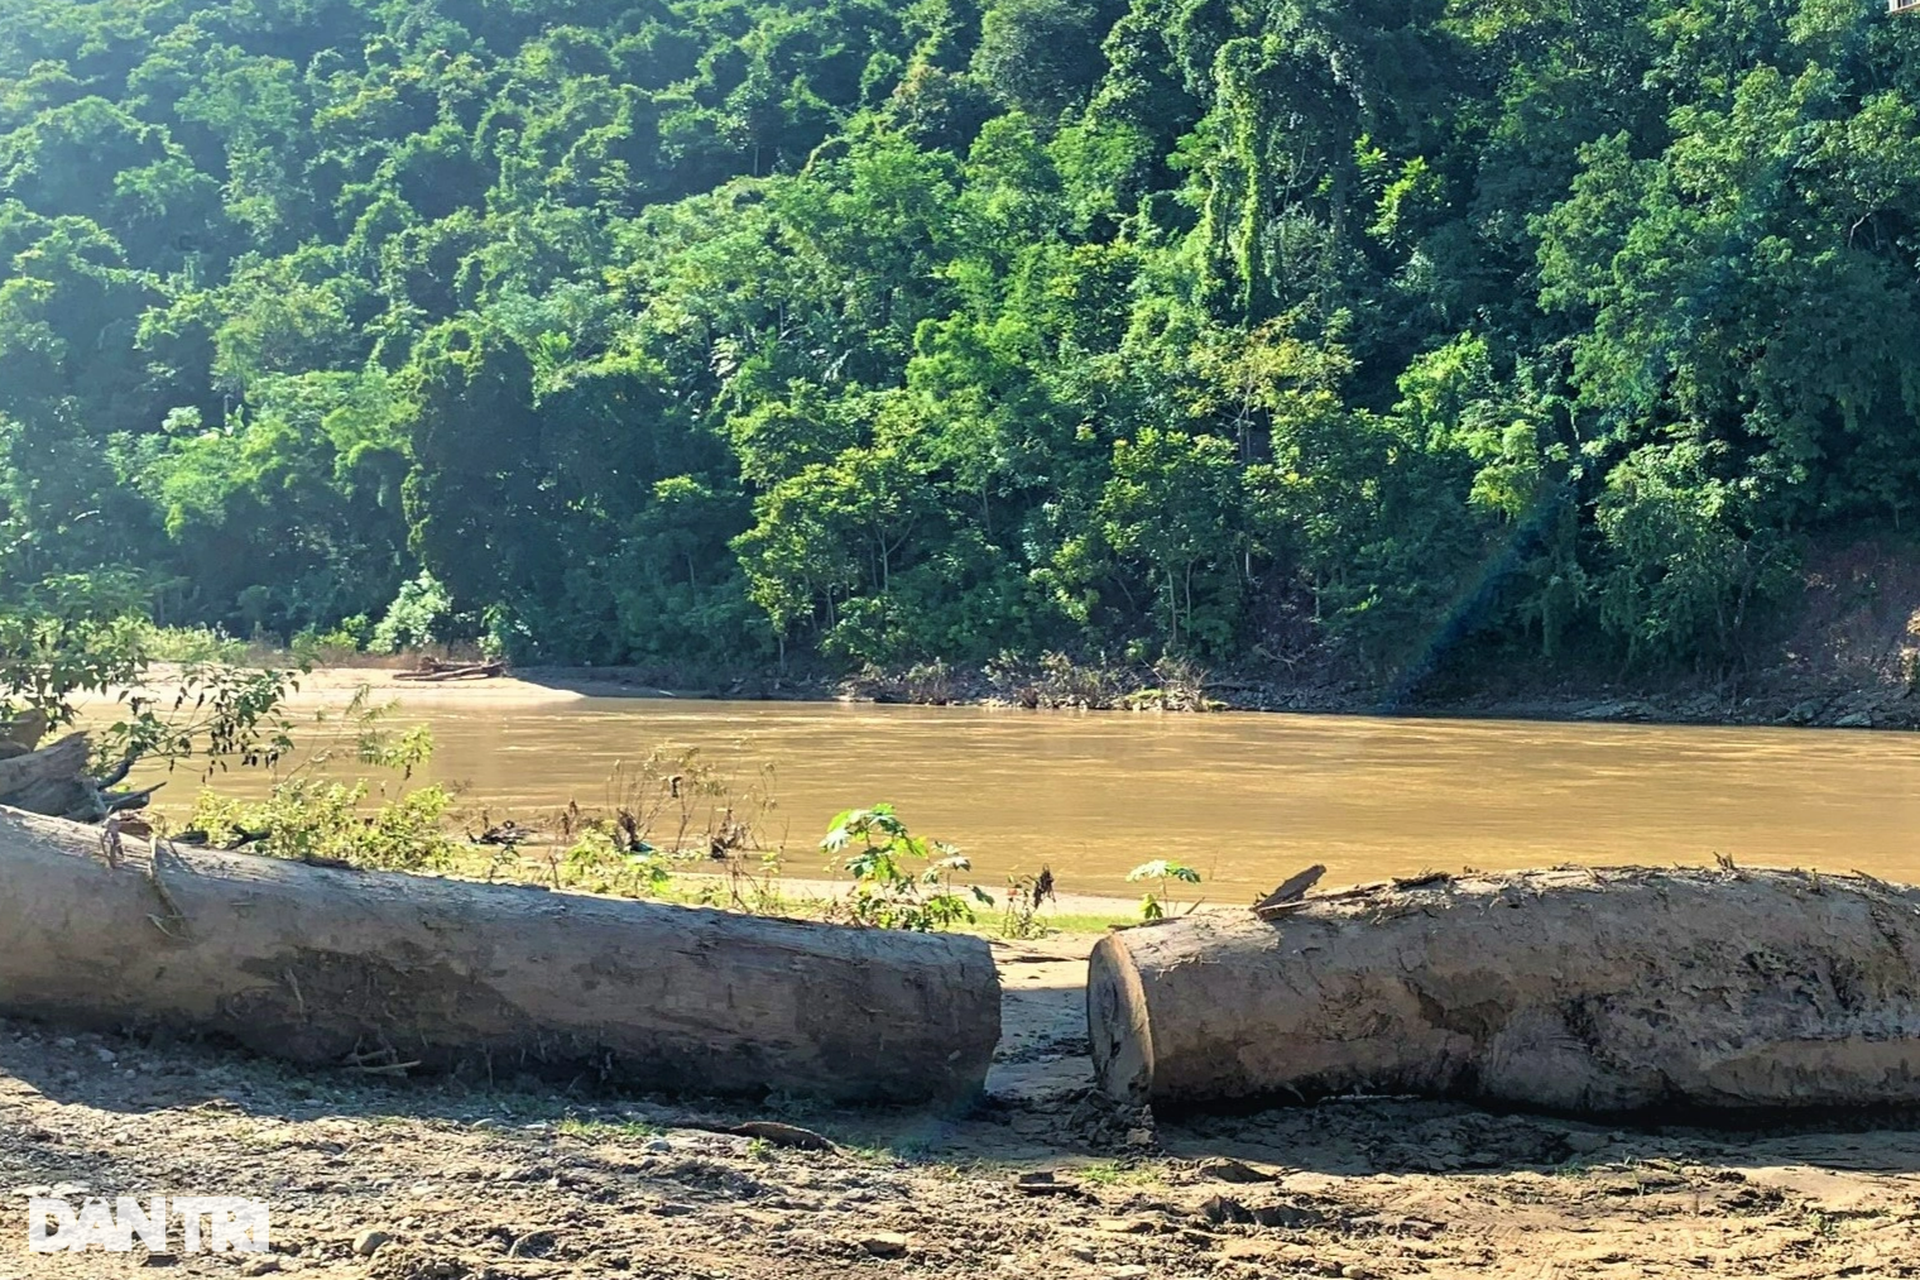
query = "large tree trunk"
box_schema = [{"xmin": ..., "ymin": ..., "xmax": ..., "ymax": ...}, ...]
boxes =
[
  {"xmin": 0, "ymin": 807, "xmax": 1000, "ymax": 1104},
  {"xmin": 1089, "ymin": 865, "xmax": 1920, "ymax": 1114}
]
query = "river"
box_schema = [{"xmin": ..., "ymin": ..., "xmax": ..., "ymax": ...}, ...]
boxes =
[{"xmin": 126, "ymin": 689, "xmax": 1920, "ymax": 903}]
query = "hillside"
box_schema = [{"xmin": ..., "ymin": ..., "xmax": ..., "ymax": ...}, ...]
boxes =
[{"xmin": 5, "ymin": 0, "xmax": 1920, "ymax": 691}]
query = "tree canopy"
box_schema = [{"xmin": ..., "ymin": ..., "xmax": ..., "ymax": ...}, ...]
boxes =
[{"xmin": 4, "ymin": 0, "xmax": 1918, "ymax": 682}]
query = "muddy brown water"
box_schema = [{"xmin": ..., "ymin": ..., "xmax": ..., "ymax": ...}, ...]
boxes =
[{"xmin": 118, "ymin": 694, "xmax": 1920, "ymax": 902}]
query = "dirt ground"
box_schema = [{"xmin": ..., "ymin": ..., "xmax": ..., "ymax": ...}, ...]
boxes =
[{"xmin": 5, "ymin": 933, "xmax": 1920, "ymax": 1280}]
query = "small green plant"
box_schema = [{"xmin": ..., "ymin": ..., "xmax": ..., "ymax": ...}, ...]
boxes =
[
  {"xmin": 822, "ymin": 803, "xmax": 992, "ymax": 931},
  {"xmin": 555, "ymin": 1115, "xmax": 661, "ymax": 1140},
  {"xmin": 1802, "ymin": 1209, "xmax": 1838, "ymax": 1241},
  {"xmin": 711, "ymin": 848, "xmax": 793, "ymax": 915},
  {"xmin": 1002, "ymin": 867, "xmax": 1057, "ymax": 939},
  {"xmin": 1077, "ymin": 1160, "xmax": 1164, "ymax": 1187},
  {"xmin": 1126, "ymin": 859, "xmax": 1202, "ymax": 920},
  {"xmin": 561, "ymin": 824, "xmax": 676, "ymax": 896}
]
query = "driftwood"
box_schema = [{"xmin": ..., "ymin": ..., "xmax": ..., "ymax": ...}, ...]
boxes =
[
  {"xmin": 1253, "ymin": 863, "xmax": 1325, "ymax": 914},
  {"xmin": 1090, "ymin": 865, "xmax": 1920, "ymax": 1114},
  {"xmin": 0, "ymin": 807, "xmax": 1000, "ymax": 1103},
  {"xmin": 0, "ymin": 708, "xmax": 48, "ymax": 758},
  {"xmin": 0, "ymin": 734, "xmax": 103, "ymax": 821},
  {"xmin": 394, "ymin": 659, "xmax": 506, "ymax": 682},
  {"xmin": 0, "ymin": 731, "xmax": 155, "ymax": 823}
]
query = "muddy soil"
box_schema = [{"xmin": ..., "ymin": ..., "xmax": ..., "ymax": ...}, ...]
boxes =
[{"xmin": 5, "ymin": 936, "xmax": 1920, "ymax": 1279}]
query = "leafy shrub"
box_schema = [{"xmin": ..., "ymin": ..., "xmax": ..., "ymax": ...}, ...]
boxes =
[
  {"xmin": 180, "ymin": 687, "xmax": 452, "ymax": 870},
  {"xmin": 291, "ymin": 616, "xmax": 370, "ymax": 664},
  {"xmin": 822, "ymin": 803, "xmax": 992, "ymax": 930},
  {"xmin": 557, "ymin": 824, "xmax": 676, "ymax": 896},
  {"xmin": 138, "ymin": 624, "xmax": 250, "ymax": 665},
  {"xmin": 187, "ymin": 779, "xmax": 457, "ymax": 871}
]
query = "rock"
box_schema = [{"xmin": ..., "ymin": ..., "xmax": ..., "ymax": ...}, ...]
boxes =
[
  {"xmin": 732, "ymin": 1120, "xmax": 837, "ymax": 1151},
  {"xmin": 364, "ymin": 1250, "xmax": 466, "ymax": 1280},
  {"xmin": 1199, "ymin": 1195, "xmax": 1251, "ymax": 1226},
  {"xmin": 1781, "ymin": 698, "xmax": 1824, "ymax": 725},
  {"xmin": 1014, "ymin": 1170, "xmax": 1079, "ymax": 1196},
  {"xmin": 1575, "ymin": 700, "xmax": 1653, "ymax": 722},
  {"xmin": 496, "ymin": 1164, "xmax": 549, "ymax": 1182},
  {"xmin": 1560, "ymin": 1129, "xmax": 1611, "ymax": 1156},
  {"xmin": 1251, "ymin": 1202, "xmax": 1325, "ymax": 1229},
  {"xmin": 507, "ymin": 1230, "xmax": 558, "ymax": 1258},
  {"xmin": 138, "ymin": 1254, "xmax": 178, "ymax": 1268},
  {"xmin": 1094, "ymin": 1217, "xmax": 1155, "ymax": 1234},
  {"xmin": 1199, "ymin": 1158, "xmax": 1272, "ymax": 1184},
  {"xmin": 1124, "ymin": 1126, "xmax": 1155, "ymax": 1149},
  {"xmin": 54, "ymin": 1036, "xmax": 75, "ymax": 1049},
  {"xmin": 1066, "ymin": 1243, "xmax": 1099, "ymax": 1263},
  {"xmin": 353, "ymin": 1229, "xmax": 393, "ymax": 1257},
  {"xmin": 1110, "ymin": 1268, "xmax": 1150, "ymax": 1280},
  {"xmin": 94, "ymin": 1047, "xmax": 116, "ymax": 1063},
  {"xmin": 644, "ymin": 1139, "xmax": 673, "ymax": 1154},
  {"xmin": 1835, "ymin": 711, "xmax": 1873, "ymax": 729},
  {"xmin": 239, "ymin": 1258, "xmax": 281, "ymax": 1276},
  {"xmin": 859, "ymin": 1232, "xmax": 911, "ymax": 1257}
]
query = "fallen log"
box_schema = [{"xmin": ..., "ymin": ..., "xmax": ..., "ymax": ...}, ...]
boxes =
[
  {"xmin": 394, "ymin": 659, "xmax": 506, "ymax": 682},
  {"xmin": 0, "ymin": 733, "xmax": 102, "ymax": 821},
  {"xmin": 0, "ymin": 707, "xmax": 48, "ymax": 757},
  {"xmin": 1089, "ymin": 865, "xmax": 1920, "ymax": 1114},
  {"xmin": 0, "ymin": 806, "xmax": 1001, "ymax": 1103}
]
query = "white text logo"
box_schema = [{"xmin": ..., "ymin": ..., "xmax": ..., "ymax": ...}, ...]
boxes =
[{"xmin": 27, "ymin": 1195, "xmax": 270, "ymax": 1254}]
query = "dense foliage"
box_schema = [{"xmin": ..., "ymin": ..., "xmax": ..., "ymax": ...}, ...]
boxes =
[{"xmin": 3, "ymin": 0, "xmax": 1918, "ymax": 681}]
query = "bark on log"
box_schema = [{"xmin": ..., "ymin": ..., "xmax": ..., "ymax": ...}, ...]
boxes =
[
  {"xmin": 0, "ymin": 734, "xmax": 101, "ymax": 821},
  {"xmin": 0, "ymin": 806, "xmax": 1000, "ymax": 1103},
  {"xmin": 1089, "ymin": 865, "xmax": 1920, "ymax": 1114}
]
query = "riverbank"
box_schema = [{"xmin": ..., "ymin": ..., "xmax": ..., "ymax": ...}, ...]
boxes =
[
  {"xmin": 6, "ymin": 923, "xmax": 1920, "ymax": 1279},
  {"xmin": 146, "ymin": 652, "xmax": 1918, "ymax": 733},
  {"xmin": 650, "ymin": 539, "xmax": 1920, "ymax": 730},
  {"xmin": 131, "ymin": 530, "xmax": 1920, "ymax": 730}
]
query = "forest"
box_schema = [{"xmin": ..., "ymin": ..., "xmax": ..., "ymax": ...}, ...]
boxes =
[{"xmin": 2, "ymin": 0, "xmax": 1917, "ymax": 684}]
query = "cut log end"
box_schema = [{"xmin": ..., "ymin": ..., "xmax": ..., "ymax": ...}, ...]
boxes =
[{"xmin": 1087, "ymin": 931, "xmax": 1154, "ymax": 1104}]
